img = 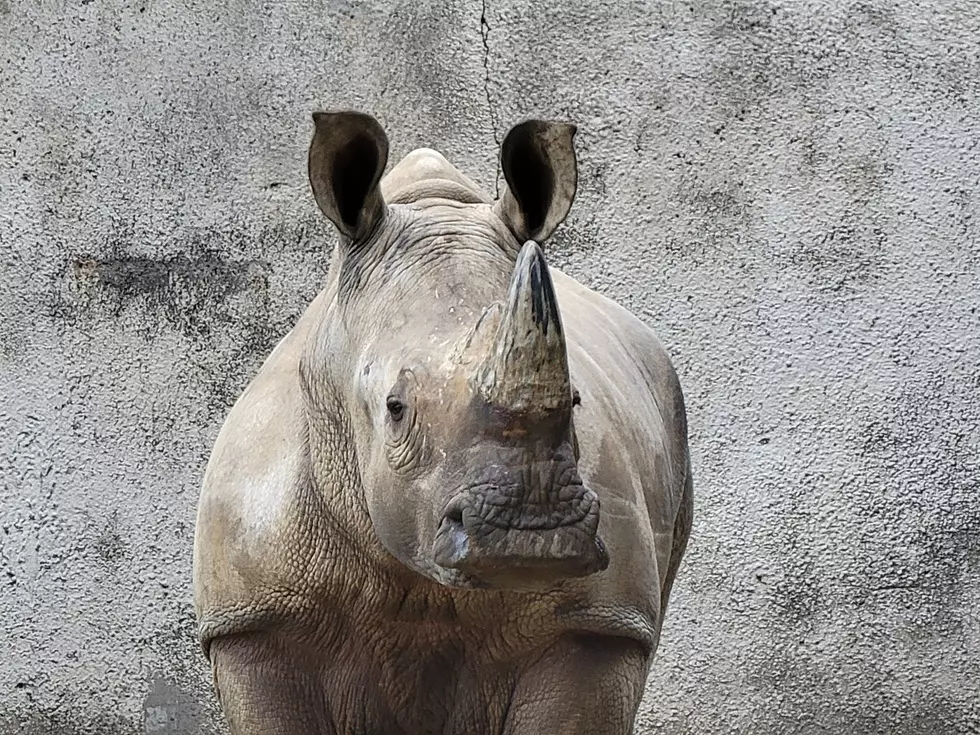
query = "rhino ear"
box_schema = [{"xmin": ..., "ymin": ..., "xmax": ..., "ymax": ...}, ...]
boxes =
[
  {"xmin": 308, "ymin": 110, "xmax": 390, "ymax": 241},
  {"xmin": 493, "ymin": 120, "xmax": 578, "ymax": 244}
]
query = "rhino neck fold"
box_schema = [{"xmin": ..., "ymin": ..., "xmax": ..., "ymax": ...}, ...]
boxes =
[{"xmin": 476, "ymin": 241, "xmax": 571, "ymax": 418}]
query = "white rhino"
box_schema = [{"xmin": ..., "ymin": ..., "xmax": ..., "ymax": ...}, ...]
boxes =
[{"xmin": 193, "ymin": 110, "xmax": 693, "ymax": 735}]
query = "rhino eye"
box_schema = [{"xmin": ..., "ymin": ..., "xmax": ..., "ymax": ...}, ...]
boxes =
[{"xmin": 386, "ymin": 396, "xmax": 405, "ymax": 422}]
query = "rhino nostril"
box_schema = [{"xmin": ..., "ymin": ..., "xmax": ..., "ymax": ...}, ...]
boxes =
[
  {"xmin": 445, "ymin": 504, "xmax": 464, "ymax": 526},
  {"xmin": 435, "ymin": 503, "xmax": 470, "ymax": 568}
]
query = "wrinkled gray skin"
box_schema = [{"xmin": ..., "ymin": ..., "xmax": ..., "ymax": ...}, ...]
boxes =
[{"xmin": 193, "ymin": 110, "xmax": 693, "ymax": 735}]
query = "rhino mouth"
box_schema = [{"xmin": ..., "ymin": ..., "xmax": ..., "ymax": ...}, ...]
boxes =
[{"xmin": 430, "ymin": 486, "xmax": 608, "ymax": 590}]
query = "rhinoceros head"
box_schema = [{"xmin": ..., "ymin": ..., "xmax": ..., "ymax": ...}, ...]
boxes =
[{"xmin": 299, "ymin": 111, "xmax": 608, "ymax": 591}]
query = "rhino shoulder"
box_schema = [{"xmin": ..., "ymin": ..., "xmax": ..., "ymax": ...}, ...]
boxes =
[
  {"xmin": 193, "ymin": 305, "xmax": 327, "ymax": 653},
  {"xmin": 551, "ymin": 267, "xmax": 691, "ymax": 618}
]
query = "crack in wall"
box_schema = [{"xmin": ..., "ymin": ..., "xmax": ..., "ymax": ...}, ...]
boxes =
[{"xmin": 480, "ymin": 0, "xmax": 500, "ymax": 198}]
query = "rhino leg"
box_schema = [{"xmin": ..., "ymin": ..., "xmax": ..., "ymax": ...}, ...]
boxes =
[
  {"xmin": 503, "ymin": 633, "xmax": 649, "ymax": 735},
  {"xmin": 208, "ymin": 634, "xmax": 334, "ymax": 735}
]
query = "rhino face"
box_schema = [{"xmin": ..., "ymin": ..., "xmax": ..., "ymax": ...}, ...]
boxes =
[{"xmin": 301, "ymin": 111, "xmax": 608, "ymax": 591}]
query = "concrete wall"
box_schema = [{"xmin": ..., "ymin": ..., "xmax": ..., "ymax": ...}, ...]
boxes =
[{"xmin": 1, "ymin": 0, "xmax": 978, "ymax": 732}]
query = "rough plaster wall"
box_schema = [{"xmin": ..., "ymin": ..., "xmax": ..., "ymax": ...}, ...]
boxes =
[{"xmin": 1, "ymin": 0, "xmax": 978, "ymax": 733}]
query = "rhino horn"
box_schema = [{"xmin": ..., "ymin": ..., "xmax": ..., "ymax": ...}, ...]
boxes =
[{"xmin": 477, "ymin": 241, "xmax": 571, "ymax": 416}]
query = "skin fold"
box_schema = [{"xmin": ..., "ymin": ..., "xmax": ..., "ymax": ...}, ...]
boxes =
[{"xmin": 193, "ymin": 111, "xmax": 693, "ymax": 735}]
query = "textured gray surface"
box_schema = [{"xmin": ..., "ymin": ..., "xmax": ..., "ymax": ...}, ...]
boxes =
[{"xmin": 1, "ymin": 0, "xmax": 978, "ymax": 733}]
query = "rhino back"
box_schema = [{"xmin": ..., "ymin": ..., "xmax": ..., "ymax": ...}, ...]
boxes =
[{"xmin": 381, "ymin": 148, "xmax": 492, "ymax": 206}]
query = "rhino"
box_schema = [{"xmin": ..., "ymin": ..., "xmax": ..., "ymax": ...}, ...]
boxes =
[{"xmin": 193, "ymin": 110, "xmax": 693, "ymax": 735}]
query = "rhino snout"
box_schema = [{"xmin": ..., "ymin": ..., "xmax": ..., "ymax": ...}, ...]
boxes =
[{"xmin": 431, "ymin": 485, "xmax": 608, "ymax": 590}]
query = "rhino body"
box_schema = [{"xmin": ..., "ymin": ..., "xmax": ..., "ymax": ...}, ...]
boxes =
[{"xmin": 193, "ymin": 111, "xmax": 693, "ymax": 735}]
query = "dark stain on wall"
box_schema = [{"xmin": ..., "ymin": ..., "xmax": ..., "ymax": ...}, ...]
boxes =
[
  {"xmin": 151, "ymin": 607, "xmax": 206, "ymax": 677},
  {"xmin": 705, "ymin": 0, "xmax": 907, "ymax": 112},
  {"xmin": 790, "ymin": 219, "xmax": 886, "ymax": 286},
  {"xmin": 662, "ymin": 179, "xmax": 753, "ymax": 266},
  {"xmin": 845, "ymin": 1, "xmax": 900, "ymax": 45},
  {"xmin": 40, "ymin": 215, "xmax": 331, "ymax": 426},
  {"xmin": 94, "ymin": 510, "xmax": 129, "ymax": 568},
  {"xmin": 708, "ymin": 1, "xmax": 781, "ymax": 105},
  {"xmin": 770, "ymin": 557, "xmax": 822, "ymax": 627},
  {"xmin": 2, "ymin": 670, "xmax": 217, "ymax": 735},
  {"xmin": 549, "ymin": 216, "xmax": 602, "ymax": 260},
  {"xmin": 54, "ymin": 246, "xmax": 270, "ymax": 341},
  {"xmin": 725, "ymin": 355, "xmax": 980, "ymax": 732},
  {"xmin": 368, "ymin": 2, "xmax": 477, "ymax": 154},
  {"xmin": 948, "ymin": 187, "xmax": 976, "ymax": 240},
  {"xmin": 784, "ymin": 127, "xmax": 893, "ymax": 286},
  {"xmin": 685, "ymin": 186, "xmax": 750, "ymax": 248},
  {"xmin": 0, "ymin": 705, "xmax": 134, "ymax": 735},
  {"xmin": 759, "ymin": 687, "xmax": 976, "ymax": 734},
  {"xmin": 857, "ymin": 368, "xmax": 980, "ymax": 603}
]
